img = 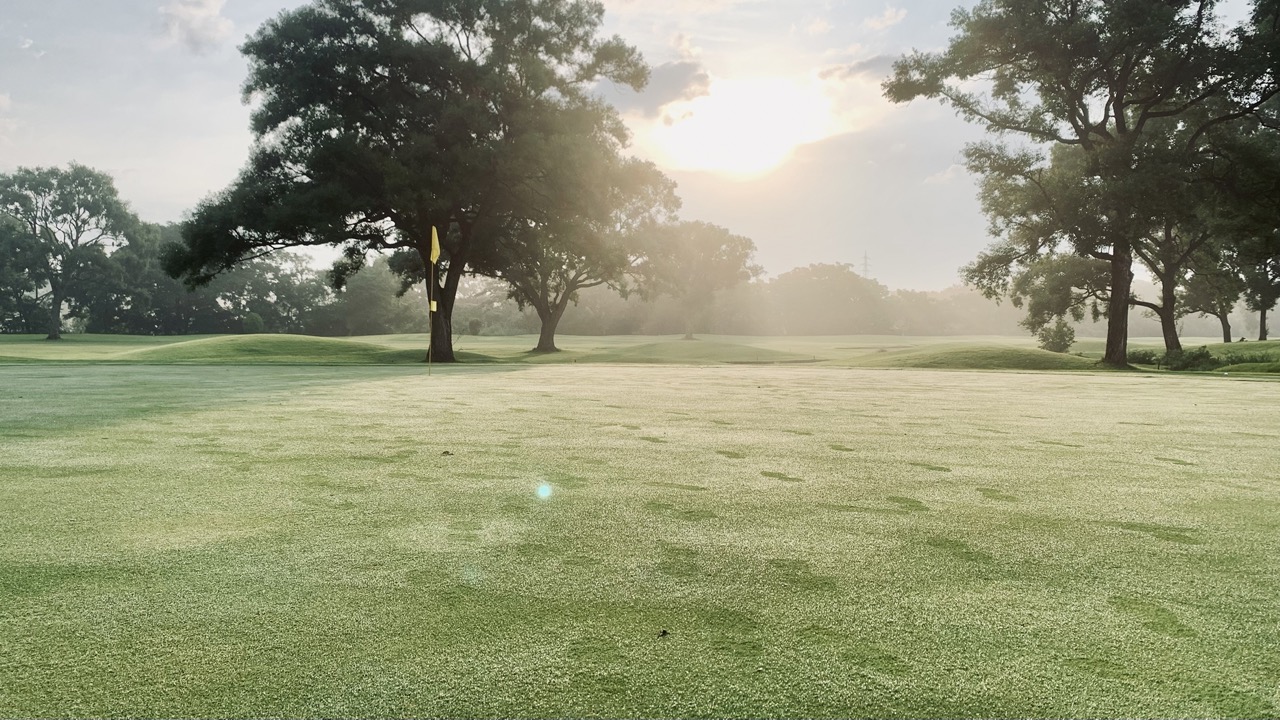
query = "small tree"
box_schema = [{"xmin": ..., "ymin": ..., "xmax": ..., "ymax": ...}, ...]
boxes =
[
  {"xmin": 1179, "ymin": 246, "xmax": 1246, "ymax": 344},
  {"xmin": 477, "ymin": 150, "xmax": 678, "ymax": 353},
  {"xmin": 637, "ymin": 222, "xmax": 760, "ymax": 339},
  {"xmin": 1037, "ymin": 318, "xmax": 1076, "ymax": 353}
]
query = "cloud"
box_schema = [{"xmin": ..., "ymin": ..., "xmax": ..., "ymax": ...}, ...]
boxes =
[
  {"xmin": 160, "ymin": 0, "xmax": 234, "ymax": 54},
  {"xmin": 0, "ymin": 94, "xmax": 10, "ymax": 113},
  {"xmin": 864, "ymin": 6, "xmax": 908, "ymax": 31},
  {"xmin": 804, "ymin": 18, "xmax": 833, "ymax": 36},
  {"xmin": 602, "ymin": 0, "xmax": 752, "ymax": 18},
  {"xmin": 601, "ymin": 60, "xmax": 712, "ymax": 118},
  {"xmin": 924, "ymin": 164, "xmax": 966, "ymax": 185},
  {"xmin": 18, "ymin": 38, "xmax": 33, "ymax": 50},
  {"xmin": 819, "ymin": 55, "xmax": 897, "ymax": 82}
]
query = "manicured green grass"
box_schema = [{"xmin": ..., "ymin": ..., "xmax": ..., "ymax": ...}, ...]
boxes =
[
  {"xmin": 2, "ymin": 361, "xmax": 1278, "ymax": 717},
  {"xmin": 0, "ymin": 333, "xmax": 1110, "ymax": 371},
  {"xmin": 118, "ymin": 334, "xmax": 425, "ymax": 364},
  {"xmin": 847, "ymin": 342, "xmax": 1097, "ymax": 371}
]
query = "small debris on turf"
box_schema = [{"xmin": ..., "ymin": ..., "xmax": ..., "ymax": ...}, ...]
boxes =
[
  {"xmin": 441, "ymin": 451, "xmax": 454, "ymax": 456},
  {"xmin": 657, "ymin": 629, "xmax": 669, "ymax": 638}
]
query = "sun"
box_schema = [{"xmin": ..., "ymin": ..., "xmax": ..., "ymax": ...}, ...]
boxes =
[{"xmin": 644, "ymin": 77, "xmax": 838, "ymax": 178}]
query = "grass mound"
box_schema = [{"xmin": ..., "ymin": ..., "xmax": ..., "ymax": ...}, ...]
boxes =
[
  {"xmin": 852, "ymin": 343, "xmax": 1098, "ymax": 371},
  {"xmin": 1219, "ymin": 362, "xmax": 1280, "ymax": 374},
  {"xmin": 574, "ymin": 339, "xmax": 816, "ymax": 365},
  {"xmin": 119, "ymin": 334, "xmax": 423, "ymax": 364}
]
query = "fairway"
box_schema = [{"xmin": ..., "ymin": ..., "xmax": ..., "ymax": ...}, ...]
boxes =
[{"xmin": 2, "ymin": 362, "xmax": 1279, "ymax": 717}]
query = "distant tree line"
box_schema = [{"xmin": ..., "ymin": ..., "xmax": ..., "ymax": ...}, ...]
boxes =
[
  {"xmin": 0, "ymin": 168, "xmax": 431, "ymax": 338},
  {"xmin": 0, "ymin": 162, "xmax": 1258, "ymax": 344}
]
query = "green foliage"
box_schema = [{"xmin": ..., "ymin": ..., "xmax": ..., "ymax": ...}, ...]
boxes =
[
  {"xmin": 1220, "ymin": 350, "xmax": 1279, "ymax": 366},
  {"xmin": 0, "ymin": 217, "xmax": 46, "ymax": 333},
  {"xmin": 0, "ymin": 164, "xmax": 138, "ymax": 338},
  {"xmin": 475, "ymin": 155, "xmax": 679, "ymax": 351},
  {"xmin": 1127, "ymin": 349, "xmax": 1161, "ymax": 365},
  {"xmin": 308, "ymin": 257, "xmax": 429, "ymax": 337},
  {"xmin": 1163, "ymin": 346, "xmax": 1222, "ymax": 371},
  {"xmin": 889, "ymin": 0, "xmax": 1280, "ymax": 365},
  {"xmin": 636, "ymin": 221, "xmax": 761, "ymax": 337},
  {"xmin": 1036, "ymin": 318, "xmax": 1075, "ymax": 353},
  {"xmin": 241, "ymin": 312, "xmax": 266, "ymax": 334},
  {"xmin": 767, "ymin": 264, "xmax": 891, "ymax": 336},
  {"xmin": 165, "ymin": 0, "xmax": 650, "ymax": 362}
]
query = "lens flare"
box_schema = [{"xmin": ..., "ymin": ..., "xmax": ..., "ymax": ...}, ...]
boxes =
[{"xmin": 536, "ymin": 484, "xmax": 553, "ymax": 500}]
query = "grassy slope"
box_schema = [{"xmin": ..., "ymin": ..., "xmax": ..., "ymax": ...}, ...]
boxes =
[
  {"xmin": 846, "ymin": 342, "xmax": 1097, "ymax": 371},
  {"xmin": 117, "ymin": 334, "xmax": 424, "ymax": 364},
  {"xmin": 1, "ymin": 333, "xmax": 1109, "ymax": 371},
  {"xmin": 2, "ymin": 364, "xmax": 1278, "ymax": 717}
]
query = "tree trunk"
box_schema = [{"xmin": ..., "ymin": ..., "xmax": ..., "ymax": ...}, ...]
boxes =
[
  {"xmin": 1261, "ymin": 307, "xmax": 1269, "ymax": 342},
  {"xmin": 1218, "ymin": 314, "xmax": 1232, "ymax": 344},
  {"xmin": 534, "ymin": 313, "xmax": 560, "ymax": 353},
  {"xmin": 1103, "ymin": 242, "xmax": 1133, "ymax": 367},
  {"xmin": 46, "ymin": 288, "xmax": 63, "ymax": 341},
  {"xmin": 424, "ymin": 252, "xmax": 462, "ymax": 364},
  {"xmin": 1157, "ymin": 272, "xmax": 1181, "ymax": 354},
  {"xmin": 532, "ymin": 296, "xmax": 572, "ymax": 353},
  {"xmin": 1156, "ymin": 307, "xmax": 1181, "ymax": 354}
]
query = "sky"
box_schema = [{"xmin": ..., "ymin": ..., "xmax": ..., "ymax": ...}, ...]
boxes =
[{"xmin": 0, "ymin": 0, "xmax": 997, "ymax": 290}]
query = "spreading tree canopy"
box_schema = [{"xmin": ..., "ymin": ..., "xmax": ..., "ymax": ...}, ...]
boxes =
[
  {"xmin": 0, "ymin": 164, "xmax": 137, "ymax": 339},
  {"xmin": 636, "ymin": 221, "xmax": 760, "ymax": 340},
  {"xmin": 475, "ymin": 147, "xmax": 679, "ymax": 353},
  {"xmin": 886, "ymin": 0, "xmax": 1280, "ymax": 366},
  {"xmin": 163, "ymin": 0, "xmax": 648, "ymax": 362}
]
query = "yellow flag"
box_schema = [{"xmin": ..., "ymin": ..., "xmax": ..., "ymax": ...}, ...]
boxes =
[{"xmin": 430, "ymin": 226, "xmax": 441, "ymax": 264}]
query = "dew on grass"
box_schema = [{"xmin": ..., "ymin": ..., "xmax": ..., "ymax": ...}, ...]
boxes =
[
  {"xmin": 977, "ymin": 487, "xmax": 1019, "ymax": 502},
  {"xmin": 887, "ymin": 496, "xmax": 930, "ymax": 512}
]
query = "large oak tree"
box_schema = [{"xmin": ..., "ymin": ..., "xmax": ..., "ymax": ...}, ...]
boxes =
[{"xmin": 164, "ymin": 0, "xmax": 647, "ymax": 362}]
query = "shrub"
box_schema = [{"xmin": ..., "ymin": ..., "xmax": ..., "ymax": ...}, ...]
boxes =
[
  {"xmin": 242, "ymin": 312, "xmax": 266, "ymax": 334},
  {"xmin": 1037, "ymin": 318, "xmax": 1075, "ymax": 354},
  {"xmin": 1127, "ymin": 349, "xmax": 1161, "ymax": 365},
  {"xmin": 1163, "ymin": 346, "xmax": 1222, "ymax": 371},
  {"xmin": 1221, "ymin": 351, "xmax": 1276, "ymax": 366}
]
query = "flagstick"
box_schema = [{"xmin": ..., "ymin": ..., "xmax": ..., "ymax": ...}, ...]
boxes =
[
  {"xmin": 427, "ymin": 270, "xmax": 433, "ymax": 377},
  {"xmin": 427, "ymin": 225, "xmax": 441, "ymax": 377}
]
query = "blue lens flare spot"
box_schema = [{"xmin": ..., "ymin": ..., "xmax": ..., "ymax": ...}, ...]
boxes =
[{"xmin": 537, "ymin": 484, "xmax": 553, "ymax": 500}]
